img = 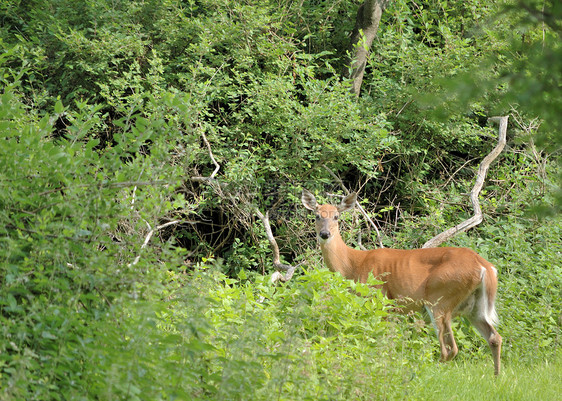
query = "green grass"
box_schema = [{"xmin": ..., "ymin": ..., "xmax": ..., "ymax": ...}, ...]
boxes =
[{"xmin": 405, "ymin": 351, "xmax": 562, "ymax": 401}]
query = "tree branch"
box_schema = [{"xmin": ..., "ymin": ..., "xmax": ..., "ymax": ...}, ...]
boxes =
[
  {"xmin": 422, "ymin": 116, "xmax": 508, "ymax": 248},
  {"xmin": 129, "ymin": 220, "xmax": 181, "ymax": 267},
  {"xmin": 191, "ymin": 127, "xmax": 221, "ymax": 183},
  {"xmin": 254, "ymin": 207, "xmax": 298, "ymax": 283}
]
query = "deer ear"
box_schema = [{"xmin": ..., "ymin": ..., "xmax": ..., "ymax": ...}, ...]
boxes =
[
  {"xmin": 301, "ymin": 189, "xmax": 317, "ymax": 211},
  {"xmin": 337, "ymin": 192, "xmax": 357, "ymax": 213}
]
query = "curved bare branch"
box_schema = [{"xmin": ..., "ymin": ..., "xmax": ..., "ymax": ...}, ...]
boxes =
[
  {"xmin": 254, "ymin": 207, "xmax": 297, "ymax": 283},
  {"xmin": 422, "ymin": 116, "xmax": 508, "ymax": 248},
  {"xmin": 191, "ymin": 126, "xmax": 220, "ymax": 183}
]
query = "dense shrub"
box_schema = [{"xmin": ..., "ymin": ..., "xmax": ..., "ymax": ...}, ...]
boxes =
[{"xmin": 0, "ymin": 0, "xmax": 560, "ymax": 399}]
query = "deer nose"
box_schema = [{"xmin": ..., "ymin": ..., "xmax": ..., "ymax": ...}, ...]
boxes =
[{"xmin": 319, "ymin": 230, "xmax": 331, "ymax": 240}]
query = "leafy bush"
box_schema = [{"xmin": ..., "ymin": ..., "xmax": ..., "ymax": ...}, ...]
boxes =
[
  {"xmin": 90, "ymin": 262, "xmax": 419, "ymax": 401},
  {"xmin": 0, "ymin": 0, "xmax": 560, "ymax": 399},
  {"xmin": 0, "ymin": 71, "xmax": 189, "ymax": 399}
]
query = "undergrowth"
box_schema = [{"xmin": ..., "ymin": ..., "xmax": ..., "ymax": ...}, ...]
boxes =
[{"xmin": 1, "ymin": 1, "xmax": 561, "ymax": 400}]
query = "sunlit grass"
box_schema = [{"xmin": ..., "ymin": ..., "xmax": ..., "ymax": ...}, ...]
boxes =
[{"xmin": 404, "ymin": 350, "xmax": 562, "ymax": 401}]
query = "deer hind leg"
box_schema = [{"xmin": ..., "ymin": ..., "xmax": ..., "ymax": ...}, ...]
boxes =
[
  {"xmin": 431, "ymin": 308, "xmax": 458, "ymax": 362},
  {"xmin": 443, "ymin": 313, "xmax": 458, "ymax": 361},
  {"xmin": 468, "ymin": 269, "xmax": 502, "ymax": 375},
  {"xmin": 469, "ymin": 316, "xmax": 502, "ymax": 375}
]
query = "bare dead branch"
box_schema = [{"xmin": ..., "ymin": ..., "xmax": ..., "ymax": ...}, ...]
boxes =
[
  {"xmin": 254, "ymin": 207, "xmax": 297, "ymax": 283},
  {"xmin": 129, "ymin": 220, "xmax": 181, "ymax": 267},
  {"xmin": 37, "ymin": 180, "xmax": 169, "ymax": 196},
  {"xmin": 130, "ymin": 185, "xmax": 138, "ymax": 210},
  {"xmin": 422, "ymin": 116, "xmax": 508, "ymax": 248},
  {"xmin": 191, "ymin": 127, "xmax": 221, "ymax": 182},
  {"xmin": 439, "ymin": 157, "xmax": 479, "ymax": 189}
]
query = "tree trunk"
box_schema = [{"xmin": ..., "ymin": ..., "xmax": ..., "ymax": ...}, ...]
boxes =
[{"xmin": 348, "ymin": 0, "xmax": 390, "ymax": 97}]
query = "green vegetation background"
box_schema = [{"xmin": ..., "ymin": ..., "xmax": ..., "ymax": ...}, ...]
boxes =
[{"xmin": 0, "ymin": 0, "xmax": 560, "ymax": 399}]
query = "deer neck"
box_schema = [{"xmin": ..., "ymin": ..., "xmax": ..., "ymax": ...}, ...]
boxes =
[{"xmin": 319, "ymin": 232, "xmax": 360, "ymax": 280}]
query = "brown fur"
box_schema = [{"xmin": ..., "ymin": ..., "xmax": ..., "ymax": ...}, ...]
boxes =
[{"xmin": 302, "ymin": 190, "xmax": 502, "ymax": 375}]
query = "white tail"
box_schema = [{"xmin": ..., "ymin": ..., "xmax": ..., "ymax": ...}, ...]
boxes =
[{"xmin": 302, "ymin": 190, "xmax": 502, "ymax": 375}]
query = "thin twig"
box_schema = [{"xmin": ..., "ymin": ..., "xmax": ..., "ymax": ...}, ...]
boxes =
[
  {"xmin": 129, "ymin": 220, "xmax": 181, "ymax": 267},
  {"xmin": 38, "ymin": 180, "xmax": 168, "ymax": 196},
  {"xmin": 396, "ymin": 99, "xmax": 413, "ymax": 116},
  {"xmin": 131, "ymin": 186, "xmax": 137, "ymax": 210},
  {"xmin": 191, "ymin": 126, "xmax": 220, "ymax": 182},
  {"xmin": 439, "ymin": 157, "xmax": 479, "ymax": 189}
]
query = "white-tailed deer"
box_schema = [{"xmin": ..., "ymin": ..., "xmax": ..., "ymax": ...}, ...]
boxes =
[{"xmin": 302, "ymin": 189, "xmax": 502, "ymax": 375}]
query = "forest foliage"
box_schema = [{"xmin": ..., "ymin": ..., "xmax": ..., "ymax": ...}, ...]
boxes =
[{"xmin": 1, "ymin": 0, "xmax": 561, "ymax": 399}]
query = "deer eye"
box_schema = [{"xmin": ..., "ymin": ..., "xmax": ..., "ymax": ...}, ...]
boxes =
[
  {"xmin": 334, "ymin": 214, "xmax": 339, "ymax": 220},
  {"xmin": 315, "ymin": 214, "xmax": 320, "ymax": 220}
]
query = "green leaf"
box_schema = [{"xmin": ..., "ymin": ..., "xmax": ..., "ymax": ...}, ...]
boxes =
[{"xmin": 54, "ymin": 99, "xmax": 64, "ymax": 114}]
